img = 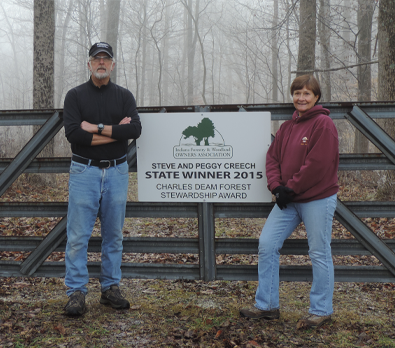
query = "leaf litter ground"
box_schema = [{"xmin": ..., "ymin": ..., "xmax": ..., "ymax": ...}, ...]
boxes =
[{"xmin": 1, "ymin": 172, "xmax": 395, "ymax": 347}]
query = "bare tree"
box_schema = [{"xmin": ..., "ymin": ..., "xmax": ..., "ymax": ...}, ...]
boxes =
[
  {"xmin": 33, "ymin": 0, "xmax": 55, "ymax": 185},
  {"xmin": 284, "ymin": 0, "xmax": 294, "ymax": 103},
  {"xmin": 100, "ymin": 0, "xmax": 107, "ymax": 39},
  {"xmin": 132, "ymin": 0, "xmax": 149, "ymax": 106},
  {"xmin": 1, "ymin": 3, "xmax": 22, "ymax": 109},
  {"xmin": 55, "ymin": 0, "xmax": 74, "ymax": 108},
  {"xmin": 318, "ymin": 0, "xmax": 331, "ymax": 101},
  {"xmin": 183, "ymin": 0, "xmax": 199, "ymax": 105},
  {"xmin": 106, "ymin": 0, "xmax": 121, "ymax": 83},
  {"xmin": 296, "ymin": 0, "xmax": 316, "ymax": 75},
  {"xmin": 354, "ymin": 0, "xmax": 375, "ymax": 153},
  {"xmin": 376, "ymin": 0, "xmax": 395, "ymax": 198},
  {"xmin": 378, "ymin": 1, "xmax": 395, "ymax": 102},
  {"xmin": 33, "ymin": 0, "xmax": 54, "ymax": 112},
  {"xmin": 149, "ymin": 1, "xmax": 166, "ymax": 106},
  {"xmin": 162, "ymin": 2, "xmax": 171, "ymax": 106},
  {"xmin": 272, "ymin": 0, "xmax": 279, "ymax": 102},
  {"xmin": 0, "ymin": 0, "xmax": 383, "ymax": 111},
  {"xmin": 357, "ymin": 0, "xmax": 375, "ymax": 101},
  {"xmin": 340, "ymin": 0, "xmax": 354, "ymax": 93},
  {"xmin": 77, "ymin": 0, "xmax": 88, "ymax": 86}
]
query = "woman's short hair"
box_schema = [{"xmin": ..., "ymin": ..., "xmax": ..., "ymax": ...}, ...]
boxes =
[{"xmin": 290, "ymin": 75, "xmax": 321, "ymax": 103}]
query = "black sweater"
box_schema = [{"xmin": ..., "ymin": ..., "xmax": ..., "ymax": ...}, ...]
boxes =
[{"xmin": 63, "ymin": 78, "xmax": 142, "ymax": 160}]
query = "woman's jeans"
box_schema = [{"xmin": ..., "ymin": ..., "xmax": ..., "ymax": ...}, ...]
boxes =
[
  {"xmin": 255, "ymin": 194, "xmax": 337, "ymax": 316},
  {"xmin": 65, "ymin": 158, "xmax": 129, "ymax": 296}
]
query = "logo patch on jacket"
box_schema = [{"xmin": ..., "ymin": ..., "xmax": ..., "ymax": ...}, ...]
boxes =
[{"xmin": 301, "ymin": 136, "xmax": 308, "ymax": 145}]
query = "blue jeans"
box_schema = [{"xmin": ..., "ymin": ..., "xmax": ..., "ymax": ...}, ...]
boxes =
[
  {"xmin": 65, "ymin": 157, "xmax": 129, "ymax": 296},
  {"xmin": 255, "ymin": 194, "xmax": 337, "ymax": 316}
]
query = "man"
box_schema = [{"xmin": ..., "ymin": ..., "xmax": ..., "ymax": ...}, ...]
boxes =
[{"xmin": 62, "ymin": 42, "xmax": 142, "ymax": 316}]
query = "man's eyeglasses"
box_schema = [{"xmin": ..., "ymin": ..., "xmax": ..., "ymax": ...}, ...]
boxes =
[{"xmin": 91, "ymin": 56, "xmax": 112, "ymax": 62}]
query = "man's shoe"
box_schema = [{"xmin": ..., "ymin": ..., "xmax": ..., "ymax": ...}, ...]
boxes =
[
  {"xmin": 100, "ymin": 285, "xmax": 130, "ymax": 309},
  {"xmin": 64, "ymin": 291, "xmax": 86, "ymax": 316},
  {"xmin": 240, "ymin": 306, "xmax": 280, "ymax": 320},
  {"xmin": 296, "ymin": 314, "xmax": 331, "ymax": 329}
]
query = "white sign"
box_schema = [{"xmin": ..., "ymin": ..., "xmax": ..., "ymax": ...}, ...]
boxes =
[{"xmin": 136, "ymin": 112, "xmax": 272, "ymax": 202}]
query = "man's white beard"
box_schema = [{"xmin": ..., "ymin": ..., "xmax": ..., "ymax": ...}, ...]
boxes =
[{"xmin": 93, "ymin": 68, "xmax": 110, "ymax": 80}]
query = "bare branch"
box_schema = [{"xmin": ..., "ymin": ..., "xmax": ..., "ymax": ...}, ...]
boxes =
[{"xmin": 292, "ymin": 60, "xmax": 378, "ymax": 74}]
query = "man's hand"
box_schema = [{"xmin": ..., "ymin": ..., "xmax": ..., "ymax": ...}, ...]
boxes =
[
  {"xmin": 80, "ymin": 121, "xmax": 96, "ymax": 133},
  {"xmin": 272, "ymin": 186, "xmax": 295, "ymax": 210},
  {"xmin": 119, "ymin": 117, "xmax": 131, "ymax": 125}
]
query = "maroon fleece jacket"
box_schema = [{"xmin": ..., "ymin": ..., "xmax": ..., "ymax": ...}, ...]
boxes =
[{"xmin": 266, "ymin": 105, "xmax": 339, "ymax": 203}]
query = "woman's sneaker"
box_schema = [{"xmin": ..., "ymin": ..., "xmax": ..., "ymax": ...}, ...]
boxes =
[
  {"xmin": 64, "ymin": 291, "xmax": 86, "ymax": 316},
  {"xmin": 100, "ymin": 285, "xmax": 130, "ymax": 309},
  {"xmin": 296, "ymin": 314, "xmax": 331, "ymax": 329},
  {"xmin": 240, "ymin": 306, "xmax": 280, "ymax": 320}
]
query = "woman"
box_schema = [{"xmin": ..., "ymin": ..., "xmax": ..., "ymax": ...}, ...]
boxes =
[{"xmin": 240, "ymin": 75, "xmax": 339, "ymax": 329}]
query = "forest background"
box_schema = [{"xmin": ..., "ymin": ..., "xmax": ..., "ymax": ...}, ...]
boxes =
[{"xmin": 1, "ymin": 0, "xmax": 395, "ymax": 161}]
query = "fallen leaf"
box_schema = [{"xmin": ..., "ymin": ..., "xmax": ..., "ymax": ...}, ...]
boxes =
[
  {"xmin": 221, "ymin": 319, "xmax": 231, "ymax": 327},
  {"xmin": 296, "ymin": 319, "xmax": 306, "ymax": 330},
  {"xmin": 214, "ymin": 329, "xmax": 223, "ymax": 339},
  {"xmin": 54, "ymin": 324, "xmax": 66, "ymax": 335},
  {"xmin": 184, "ymin": 330, "xmax": 194, "ymax": 339}
]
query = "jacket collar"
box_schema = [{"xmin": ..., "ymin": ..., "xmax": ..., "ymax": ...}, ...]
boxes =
[
  {"xmin": 292, "ymin": 105, "xmax": 330, "ymax": 123},
  {"xmin": 89, "ymin": 77, "xmax": 112, "ymax": 89}
]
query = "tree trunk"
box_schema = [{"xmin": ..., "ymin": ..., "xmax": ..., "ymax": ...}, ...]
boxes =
[
  {"xmin": 192, "ymin": 5, "xmax": 207, "ymax": 104},
  {"xmin": 100, "ymin": 0, "xmax": 107, "ymax": 40},
  {"xmin": 163, "ymin": 3, "xmax": 170, "ymax": 106},
  {"xmin": 378, "ymin": 1, "xmax": 395, "ymax": 101},
  {"xmin": 151, "ymin": 16, "xmax": 164, "ymax": 106},
  {"xmin": 77, "ymin": 0, "xmax": 87, "ymax": 85},
  {"xmin": 296, "ymin": 0, "xmax": 316, "ymax": 75},
  {"xmin": 140, "ymin": 2, "xmax": 148, "ymax": 106},
  {"xmin": 354, "ymin": 0, "xmax": 375, "ymax": 153},
  {"xmin": 377, "ymin": 0, "xmax": 395, "ymax": 198},
  {"xmin": 357, "ymin": 0, "xmax": 374, "ymax": 101},
  {"xmin": 148, "ymin": 45, "xmax": 156, "ymax": 106},
  {"xmin": 341, "ymin": 0, "xmax": 353, "ymax": 99},
  {"xmin": 1, "ymin": 3, "xmax": 21, "ymax": 108},
  {"xmin": 318, "ymin": 0, "xmax": 331, "ymax": 102},
  {"xmin": 286, "ymin": 0, "xmax": 292, "ymax": 103},
  {"xmin": 55, "ymin": 0, "xmax": 74, "ymax": 108},
  {"xmin": 271, "ymin": 0, "xmax": 281, "ymax": 136},
  {"xmin": 272, "ymin": 0, "xmax": 278, "ymax": 102},
  {"xmin": 33, "ymin": 0, "xmax": 56, "ymax": 186},
  {"xmin": 186, "ymin": 0, "xmax": 199, "ymax": 105},
  {"xmin": 106, "ymin": 0, "xmax": 121, "ymax": 84}
]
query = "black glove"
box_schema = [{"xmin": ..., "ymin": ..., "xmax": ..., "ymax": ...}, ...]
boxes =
[{"xmin": 272, "ymin": 186, "xmax": 295, "ymax": 210}]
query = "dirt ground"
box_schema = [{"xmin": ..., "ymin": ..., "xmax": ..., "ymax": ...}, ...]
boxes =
[
  {"xmin": 1, "ymin": 276, "xmax": 395, "ymax": 347},
  {"xmin": 1, "ymin": 172, "xmax": 395, "ymax": 347}
]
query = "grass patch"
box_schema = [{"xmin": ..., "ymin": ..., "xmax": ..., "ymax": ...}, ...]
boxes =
[{"xmin": 1, "ymin": 278, "xmax": 395, "ymax": 347}]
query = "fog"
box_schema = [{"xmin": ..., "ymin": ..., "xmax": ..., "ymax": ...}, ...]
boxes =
[{"xmin": 0, "ymin": 0, "xmax": 379, "ymax": 111}]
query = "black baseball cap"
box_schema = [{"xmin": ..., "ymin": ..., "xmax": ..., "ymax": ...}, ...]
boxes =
[{"xmin": 89, "ymin": 42, "xmax": 113, "ymax": 58}]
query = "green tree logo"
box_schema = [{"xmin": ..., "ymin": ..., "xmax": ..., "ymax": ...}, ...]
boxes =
[{"xmin": 182, "ymin": 118, "xmax": 215, "ymax": 146}]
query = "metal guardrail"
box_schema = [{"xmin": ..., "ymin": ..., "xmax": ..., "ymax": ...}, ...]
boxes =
[
  {"xmin": 1, "ymin": 104, "xmax": 395, "ymax": 282},
  {"xmin": 2, "ymin": 201, "xmax": 395, "ymax": 218},
  {"xmin": 2, "ymin": 101, "xmax": 395, "ymax": 126},
  {"xmin": 0, "ymin": 111, "xmax": 63, "ymax": 197},
  {"xmin": 0, "ymin": 262, "xmax": 393, "ymax": 282},
  {"xmin": 1, "ymin": 153, "xmax": 395, "ymax": 174},
  {"xmin": 2, "ymin": 236, "xmax": 395, "ymax": 255}
]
